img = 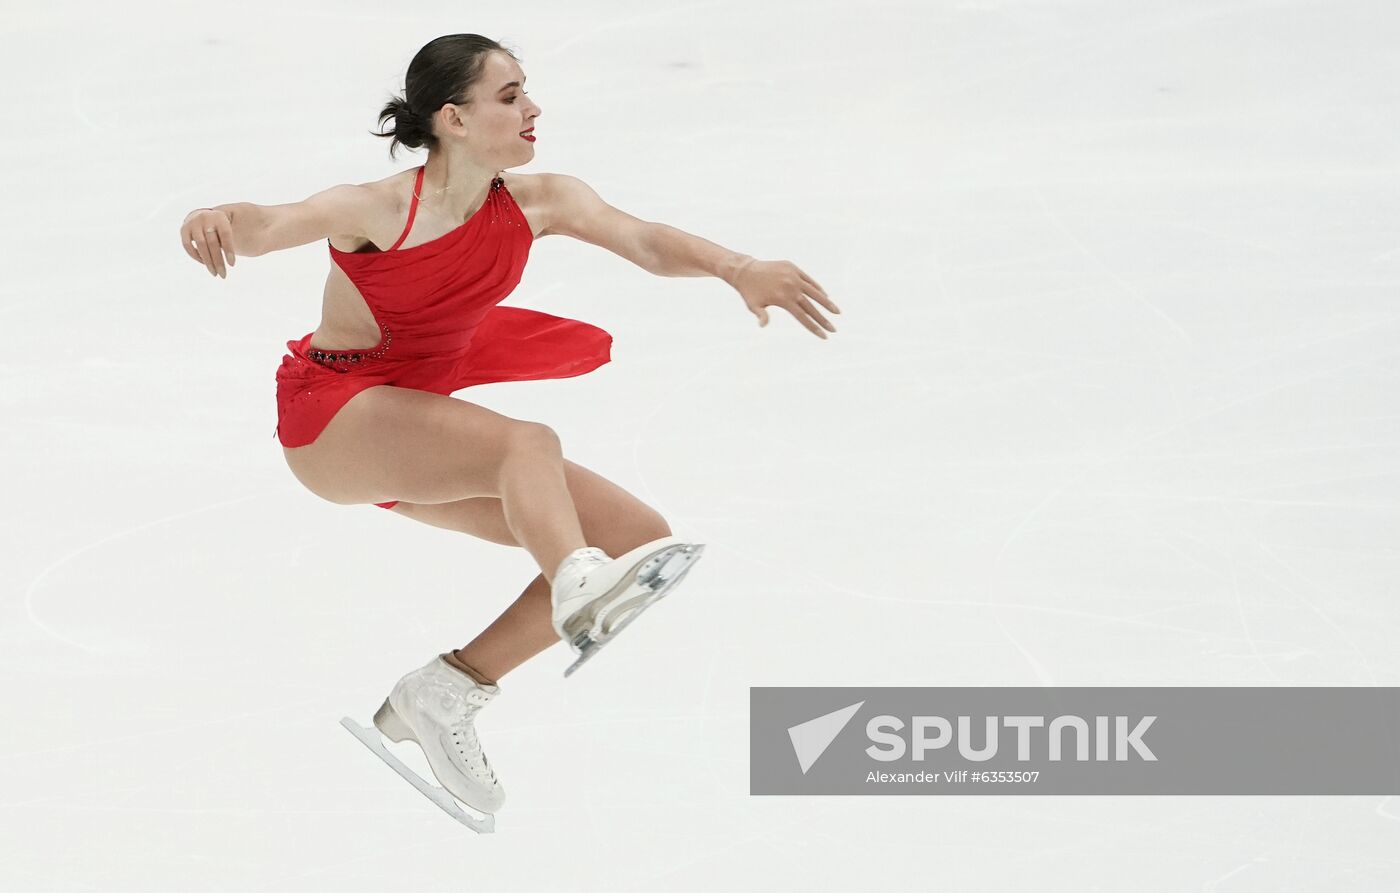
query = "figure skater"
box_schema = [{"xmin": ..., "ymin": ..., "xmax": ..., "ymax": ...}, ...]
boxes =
[{"xmin": 177, "ymin": 34, "xmax": 839, "ymax": 829}]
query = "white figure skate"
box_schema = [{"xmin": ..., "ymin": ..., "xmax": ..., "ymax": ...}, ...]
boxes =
[
  {"xmin": 551, "ymin": 536, "xmax": 705, "ymax": 677},
  {"xmin": 340, "ymin": 654, "xmax": 503, "ymax": 833}
]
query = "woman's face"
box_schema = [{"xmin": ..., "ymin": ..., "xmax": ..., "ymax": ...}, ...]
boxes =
[{"xmin": 451, "ymin": 52, "xmax": 541, "ymax": 165}]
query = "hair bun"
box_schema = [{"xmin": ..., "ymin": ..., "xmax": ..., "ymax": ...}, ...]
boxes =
[{"xmin": 371, "ymin": 34, "xmax": 517, "ymax": 160}]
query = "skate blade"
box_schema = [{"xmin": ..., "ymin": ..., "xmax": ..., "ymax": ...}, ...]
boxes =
[
  {"xmin": 608, "ymin": 543, "xmax": 705, "ymax": 625},
  {"xmin": 340, "ymin": 717, "xmax": 496, "ymax": 833},
  {"xmin": 560, "ymin": 542, "xmax": 699, "ymax": 644},
  {"xmin": 564, "ymin": 544, "xmax": 705, "ymax": 678}
]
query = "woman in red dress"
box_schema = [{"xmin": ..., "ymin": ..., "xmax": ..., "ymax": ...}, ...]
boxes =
[{"xmin": 177, "ymin": 34, "xmax": 839, "ymax": 827}]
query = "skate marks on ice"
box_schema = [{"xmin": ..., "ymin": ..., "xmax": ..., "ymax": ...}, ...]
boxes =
[
  {"xmin": 563, "ymin": 543, "xmax": 705, "ymax": 678},
  {"xmin": 339, "ymin": 716, "xmax": 496, "ymax": 833}
]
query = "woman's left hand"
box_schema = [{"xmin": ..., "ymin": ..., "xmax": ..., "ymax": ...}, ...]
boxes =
[{"xmin": 731, "ymin": 258, "xmax": 841, "ymax": 339}]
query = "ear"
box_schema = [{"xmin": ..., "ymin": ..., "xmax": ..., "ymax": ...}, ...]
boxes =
[{"xmin": 444, "ymin": 102, "xmax": 470, "ymax": 131}]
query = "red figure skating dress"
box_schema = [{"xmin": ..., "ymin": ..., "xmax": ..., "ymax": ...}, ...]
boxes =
[{"xmin": 274, "ymin": 165, "xmax": 613, "ymax": 509}]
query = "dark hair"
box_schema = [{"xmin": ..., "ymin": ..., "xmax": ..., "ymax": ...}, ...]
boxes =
[{"xmin": 372, "ymin": 34, "xmax": 520, "ymax": 160}]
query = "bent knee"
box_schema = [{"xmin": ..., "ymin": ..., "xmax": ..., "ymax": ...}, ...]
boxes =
[{"xmin": 507, "ymin": 421, "xmax": 562, "ymax": 455}]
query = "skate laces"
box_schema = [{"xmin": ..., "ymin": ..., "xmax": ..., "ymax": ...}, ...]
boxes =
[{"xmin": 441, "ymin": 688, "xmax": 496, "ymax": 781}]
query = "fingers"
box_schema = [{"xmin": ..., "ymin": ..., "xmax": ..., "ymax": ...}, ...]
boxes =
[
  {"xmin": 790, "ymin": 264, "xmax": 836, "ymax": 338},
  {"xmin": 749, "ymin": 263, "xmax": 840, "ymax": 339},
  {"xmin": 797, "ymin": 268, "xmax": 840, "ymax": 314},
  {"xmin": 182, "ymin": 211, "xmax": 231, "ymax": 278},
  {"xmin": 180, "ymin": 225, "xmax": 203, "ymax": 263},
  {"xmin": 797, "ymin": 295, "xmax": 836, "ymax": 336},
  {"xmin": 193, "ymin": 229, "xmax": 217, "ymax": 276},
  {"xmin": 206, "ymin": 226, "xmax": 227, "ymax": 278},
  {"xmin": 796, "ymin": 314, "xmax": 827, "ymax": 339},
  {"xmin": 216, "ymin": 216, "xmax": 236, "ymax": 270}
]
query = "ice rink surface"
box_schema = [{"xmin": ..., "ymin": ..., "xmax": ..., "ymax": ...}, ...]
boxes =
[{"xmin": 3, "ymin": 0, "xmax": 1399, "ymax": 889}]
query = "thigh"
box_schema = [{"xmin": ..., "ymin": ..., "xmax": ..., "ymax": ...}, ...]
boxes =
[
  {"xmin": 282, "ymin": 385, "xmax": 554, "ymax": 506},
  {"xmin": 387, "ymin": 458, "xmax": 672, "ymax": 555}
]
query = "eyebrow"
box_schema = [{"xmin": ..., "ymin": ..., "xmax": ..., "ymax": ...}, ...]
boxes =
[{"xmin": 496, "ymin": 78, "xmax": 527, "ymax": 93}]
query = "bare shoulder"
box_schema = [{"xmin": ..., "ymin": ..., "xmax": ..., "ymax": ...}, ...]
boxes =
[
  {"xmin": 503, "ymin": 171, "xmax": 612, "ymax": 239},
  {"xmin": 323, "ymin": 169, "xmax": 416, "ymax": 251},
  {"xmin": 500, "ymin": 170, "xmax": 552, "ymax": 239},
  {"xmin": 320, "ymin": 168, "xmax": 557, "ymax": 248},
  {"xmin": 507, "ymin": 171, "xmax": 652, "ymax": 257},
  {"xmin": 358, "ymin": 167, "xmax": 418, "ymax": 214},
  {"xmin": 500, "ymin": 169, "xmax": 544, "ymax": 198}
]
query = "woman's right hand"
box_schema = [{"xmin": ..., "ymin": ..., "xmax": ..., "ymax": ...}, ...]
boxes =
[{"xmin": 180, "ymin": 208, "xmax": 236, "ymax": 278}]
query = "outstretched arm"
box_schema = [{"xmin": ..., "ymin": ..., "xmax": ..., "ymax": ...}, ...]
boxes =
[
  {"xmin": 541, "ymin": 173, "xmax": 841, "ymax": 339},
  {"xmin": 179, "ymin": 184, "xmax": 372, "ymax": 278}
]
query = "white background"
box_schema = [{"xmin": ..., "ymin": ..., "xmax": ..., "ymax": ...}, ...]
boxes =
[{"xmin": 4, "ymin": 1, "xmax": 1399, "ymax": 889}]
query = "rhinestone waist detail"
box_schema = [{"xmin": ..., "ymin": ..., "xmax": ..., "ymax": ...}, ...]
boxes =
[{"xmin": 307, "ymin": 321, "xmax": 393, "ymax": 372}]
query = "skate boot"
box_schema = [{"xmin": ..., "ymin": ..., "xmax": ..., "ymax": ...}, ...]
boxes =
[
  {"xmin": 341, "ymin": 654, "xmax": 504, "ymax": 831},
  {"xmin": 550, "ymin": 536, "xmax": 706, "ymax": 677}
]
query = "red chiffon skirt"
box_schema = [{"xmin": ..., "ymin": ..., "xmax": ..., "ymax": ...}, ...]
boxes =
[{"xmin": 275, "ymin": 306, "xmax": 612, "ymax": 509}]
